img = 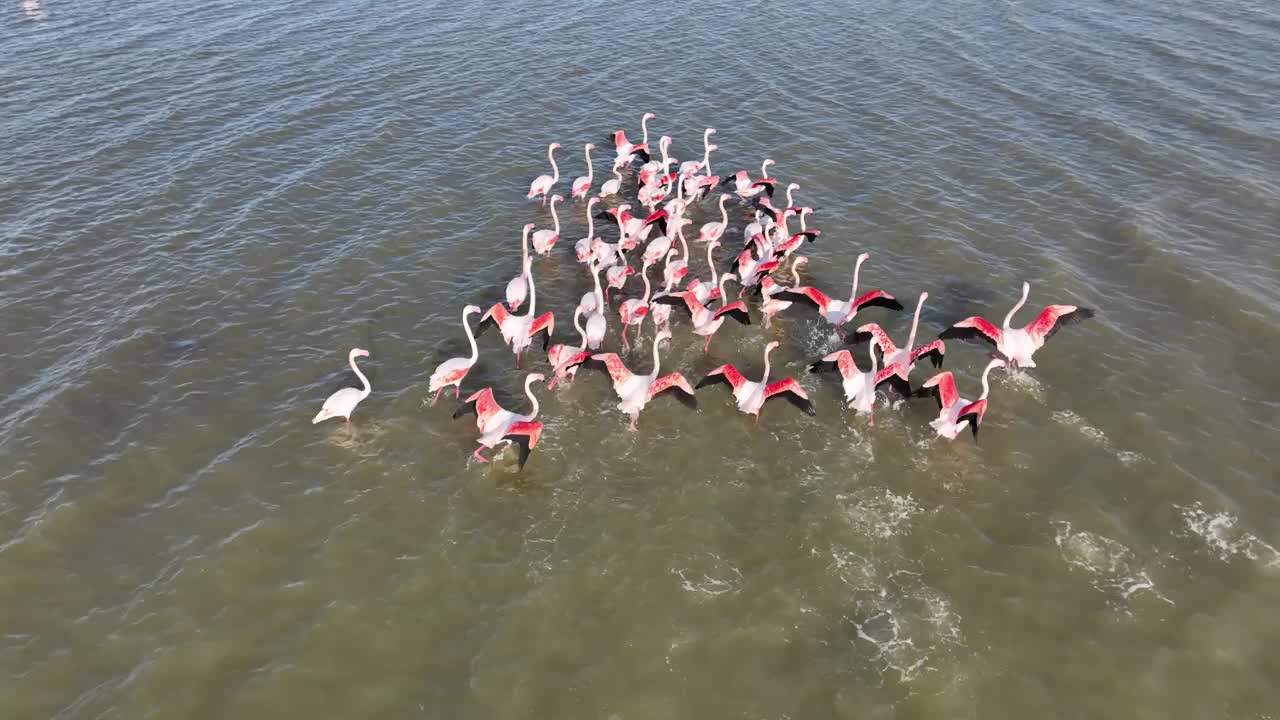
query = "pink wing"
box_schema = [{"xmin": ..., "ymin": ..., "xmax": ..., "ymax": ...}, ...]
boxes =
[
  {"xmin": 941, "ymin": 316, "xmax": 1001, "ymax": 345},
  {"xmin": 1026, "ymin": 305, "xmax": 1079, "ymax": 340},
  {"xmin": 910, "ymin": 339, "xmax": 946, "ymax": 366},
  {"xmin": 920, "ymin": 371, "xmax": 959, "ymax": 409},
  {"xmin": 788, "ymin": 286, "xmax": 833, "ymax": 313},
  {"xmin": 820, "ymin": 350, "xmax": 856, "ymax": 379},
  {"xmin": 955, "ymin": 399, "xmax": 988, "ymax": 438},
  {"xmin": 856, "ymin": 323, "xmax": 898, "ymax": 355},
  {"xmin": 852, "ymin": 288, "xmax": 897, "ymax": 310},
  {"xmin": 530, "ymin": 312, "xmax": 555, "ymax": 338},
  {"xmin": 872, "ymin": 366, "xmax": 900, "ymax": 387},
  {"xmin": 764, "ymin": 378, "xmax": 817, "ymax": 415},
  {"xmin": 591, "ymin": 353, "xmax": 633, "ymax": 384},
  {"xmin": 465, "ymin": 387, "xmax": 502, "ymax": 425},
  {"xmin": 648, "ymin": 372, "xmax": 696, "ymax": 399},
  {"xmin": 481, "ymin": 303, "xmax": 510, "ymax": 326},
  {"xmin": 703, "ymin": 363, "xmax": 747, "ymax": 390}
]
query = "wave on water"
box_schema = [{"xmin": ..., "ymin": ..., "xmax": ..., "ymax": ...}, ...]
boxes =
[
  {"xmin": 839, "ymin": 487, "xmax": 921, "ymax": 540},
  {"xmin": 1176, "ymin": 502, "xmax": 1280, "ymax": 569},
  {"xmin": 1052, "ymin": 521, "xmax": 1173, "ymax": 612},
  {"xmin": 671, "ymin": 551, "xmax": 744, "ymax": 598},
  {"xmin": 1051, "ymin": 409, "xmax": 1148, "ymax": 467}
]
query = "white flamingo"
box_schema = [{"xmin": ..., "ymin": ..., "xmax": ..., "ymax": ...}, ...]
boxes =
[
  {"xmin": 771, "ymin": 252, "xmax": 902, "ymax": 326},
  {"xmin": 809, "ymin": 343, "xmax": 894, "ymax": 424},
  {"xmin": 653, "ymin": 271, "xmax": 751, "ymax": 353},
  {"xmin": 917, "ymin": 358, "xmax": 1004, "ymax": 440},
  {"xmin": 939, "ymin": 282, "xmax": 1095, "ymax": 369},
  {"xmin": 574, "ymin": 197, "xmax": 601, "ymax": 264},
  {"xmin": 852, "ymin": 292, "xmax": 946, "ymax": 392},
  {"xmin": 479, "ymin": 257, "xmax": 555, "ymax": 364},
  {"xmin": 469, "ymin": 373, "xmax": 545, "ymax": 468},
  {"xmin": 599, "ymin": 167, "xmax": 623, "ymax": 197},
  {"xmin": 571, "ymin": 143, "xmax": 595, "ymax": 199},
  {"xmin": 531, "ymin": 194, "xmax": 562, "ymax": 255},
  {"xmin": 312, "ymin": 348, "xmax": 372, "ymax": 424},
  {"xmin": 760, "ymin": 255, "xmax": 809, "ymax": 328},
  {"xmin": 547, "ymin": 307, "xmax": 591, "ymax": 389},
  {"xmin": 427, "ymin": 304, "xmax": 481, "ymax": 405},
  {"xmin": 697, "ymin": 340, "xmax": 816, "ymax": 423},
  {"xmin": 527, "ymin": 143, "xmax": 560, "ymax": 204},
  {"xmin": 505, "ymin": 223, "xmax": 533, "ymax": 311},
  {"xmin": 578, "ymin": 329, "xmax": 697, "ymax": 431},
  {"xmin": 697, "ymin": 194, "xmax": 731, "ymax": 244},
  {"xmin": 618, "ymin": 256, "xmax": 655, "ymax": 351}
]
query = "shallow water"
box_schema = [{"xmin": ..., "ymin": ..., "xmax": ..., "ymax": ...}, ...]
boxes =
[{"xmin": 2, "ymin": 0, "xmax": 1279, "ymax": 717}]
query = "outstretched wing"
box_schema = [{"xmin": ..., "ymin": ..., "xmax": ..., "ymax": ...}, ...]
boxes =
[
  {"xmin": 1028, "ymin": 305, "xmax": 1094, "ymax": 341},
  {"xmin": 910, "ymin": 339, "xmax": 946, "ymax": 368},
  {"xmin": 713, "ymin": 301, "xmax": 751, "ymax": 325},
  {"xmin": 939, "ymin": 316, "xmax": 1001, "ymax": 348},
  {"xmin": 914, "ymin": 371, "xmax": 958, "ymax": 411},
  {"xmin": 649, "ymin": 373, "xmax": 698, "ymax": 410},
  {"xmin": 955, "ymin": 399, "xmax": 988, "ymax": 441},
  {"xmin": 588, "ymin": 353, "xmax": 633, "ymax": 384},
  {"xmin": 454, "ymin": 387, "xmax": 501, "ymax": 424},
  {"xmin": 651, "ymin": 291, "xmax": 702, "ymax": 319},
  {"xmin": 503, "ymin": 420, "xmax": 543, "ymax": 469},
  {"xmin": 772, "ymin": 286, "xmax": 831, "ymax": 313},
  {"xmin": 475, "ymin": 304, "xmax": 508, "ymax": 338},
  {"xmin": 530, "ymin": 312, "xmax": 556, "ymax": 350},
  {"xmin": 848, "ymin": 323, "xmax": 898, "ymax": 355},
  {"xmin": 696, "ymin": 364, "xmax": 746, "ymax": 391},
  {"xmin": 875, "ymin": 368, "xmax": 911, "ymax": 397},
  {"xmin": 788, "ymin": 230, "xmax": 821, "ymax": 243},
  {"xmin": 809, "ymin": 349, "xmax": 856, "ymax": 379},
  {"xmin": 764, "ymin": 378, "xmax": 816, "ymax": 416},
  {"xmin": 852, "ymin": 289, "xmax": 904, "ymax": 313}
]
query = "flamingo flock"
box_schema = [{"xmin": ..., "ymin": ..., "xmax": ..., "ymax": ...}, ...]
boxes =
[{"xmin": 312, "ymin": 113, "xmax": 1096, "ymax": 467}]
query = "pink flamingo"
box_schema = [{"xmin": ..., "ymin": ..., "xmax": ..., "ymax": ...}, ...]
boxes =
[
  {"xmin": 468, "ymin": 373, "xmax": 545, "ymax": 468},
  {"xmin": 680, "ymin": 128, "xmax": 717, "ymax": 177},
  {"xmin": 583, "ymin": 260, "xmax": 608, "ymax": 349},
  {"xmin": 599, "ymin": 167, "xmax": 623, "ymax": 197},
  {"xmin": 312, "ymin": 348, "xmax": 372, "ymax": 424},
  {"xmin": 574, "ymin": 197, "xmax": 601, "ymax": 263},
  {"xmin": 527, "ymin": 143, "xmax": 561, "ymax": 204},
  {"xmin": 427, "ymin": 304, "xmax": 481, "ymax": 405},
  {"xmin": 808, "ymin": 344, "xmax": 893, "ymax": 424},
  {"xmin": 653, "ymin": 272, "xmax": 751, "ymax": 353},
  {"xmin": 722, "ymin": 158, "xmax": 776, "ymax": 199},
  {"xmin": 938, "ymin": 282, "xmax": 1095, "ymax": 368},
  {"xmin": 547, "ymin": 307, "xmax": 590, "ymax": 389},
  {"xmin": 605, "ymin": 263, "xmax": 635, "ymax": 303},
  {"xmin": 731, "ymin": 248, "xmax": 782, "ymax": 297},
  {"xmin": 917, "ymin": 359, "xmax": 1004, "ymax": 440},
  {"xmin": 478, "ymin": 258, "xmax": 555, "ymax": 364},
  {"xmin": 571, "ymin": 143, "xmax": 595, "ymax": 199},
  {"xmin": 771, "ymin": 252, "xmax": 901, "ymax": 326},
  {"xmin": 611, "ymin": 112, "xmax": 654, "ymax": 167},
  {"xmin": 685, "ymin": 238, "xmax": 724, "ymax": 304},
  {"xmin": 760, "ymin": 255, "xmax": 809, "ymax": 328},
  {"xmin": 697, "ymin": 341, "xmax": 816, "ymax": 423},
  {"xmin": 662, "ymin": 218, "xmax": 693, "ymax": 288},
  {"xmin": 698, "ymin": 194, "xmax": 731, "ymax": 244},
  {"xmin": 618, "ymin": 256, "xmax": 655, "ymax": 351},
  {"xmin": 852, "ymin": 292, "xmax": 946, "ymax": 393},
  {"xmin": 576, "ymin": 329, "xmax": 697, "ymax": 431},
  {"xmin": 505, "ymin": 223, "xmax": 533, "ymax": 311},
  {"xmin": 531, "ymin": 195, "xmax": 562, "ymax": 255}
]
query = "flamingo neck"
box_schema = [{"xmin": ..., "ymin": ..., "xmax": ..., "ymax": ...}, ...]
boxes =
[
  {"xmin": 584, "ymin": 145, "xmax": 593, "ymax": 181},
  {"xmin": 463, "ymin": 309, "xmax": 479, "ymax": 363},
  {"xmin": 979, "ymin": 361, "xmax": 997, "ymax": 400},
  {"xmin": 520, "ymin": 227, "xmax": 530, "ymax": 264},
  {"xmin": 1004, "ymin": 284, "xmax": 1029, "ymax": 329},
  {"xmin": 525, "ymin": 377, "xmax": 540, "ymax": 419},
  {"xmin": 906, "ymin": 296, "xmax": 924, "ymax": 349},
  {"xmin": 786, "ymin": 187, "xmax": 795, "ymax": 208},
  {"xmin": 868, "ymin": 342, "xmax": 878, "ymax": 375},
  {"xmin": 761, "ymin": 160, "xmax": 771, "ymax": 179},
  {"xmin": 761, "ymin": 345, "xmax": 774, "ymax": 384},
  {"xmin": 701, "ymin": 139, "xmax": 712, "ymax": 173},
  {"xmin": 718, "ymin": 194, "xmax": 728, "ymax": 225},
  {"xmin": 640, "ymin": 264, "xmax": 652, "ymax": 303},
  {"xmin": 790, "ymin": 258, "xmax": 803, "ymax": 286},
  {"xmin": 678, "ymin": 225, "xmax": 689, "ymax": 262},
  {"xmin": 849, "ymin": 258, "xmax": 865, "ymax": 303},
  {"xmin": 641, "ymin": 116, "xmax": 651, "ymax": 146},
  {"xmin": 650, "ymin": 335, "xmax": 663, "ymax": 376},
  {"xmin": 591, "ymin": 262, "xmax": 604, "ymax": 304},
  {"xmin": 550, "ymin": 197, "xmax": 560, "ymax": 234},
  {"xmin": 717, "ymin": 272, "xmax": 732, "ymax": 306},
  {"xmin": 349, "ymin": 352, "xmax": 371, "ymax": 398},
  {"xmin": 707, "ymin": 244, "xmax": 719, "ymax": 286},
  {"xmin": 585, "ymin": 203, "xmax": 595, "ymax": 236},
  {"xmin": 549, "ymin": 146, "xmax": 559, "ymax": 183},
  {"xmin": 526, "ymin": 263, "xmax": 536, "ymax": 316},
  {"xmin": 573, "ymin": 307, "xmax": 586, "ymax": 348}
]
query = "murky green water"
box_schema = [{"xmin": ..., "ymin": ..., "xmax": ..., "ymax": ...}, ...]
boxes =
[{"xmin": 3, "ymin": 0, "xmax": 1279, "ymax": 717}]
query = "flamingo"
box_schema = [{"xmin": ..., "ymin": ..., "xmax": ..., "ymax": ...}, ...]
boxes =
[
  {"xmin": 784, "ymin": 183, "xmax": 800, "ymax": 211},
  {"xmin": 938, "ymin": 282, "xmax": 1095, "ymax": 369},
  {"xmin": 680, "ymin": 127, "xmax": 716, "ymax": 176},
  {"xmin": 917, "ymin": 359, "xmax": 1004, "ymax": 440},
  {"xmin": 760, "ymin": 255, "xmax": 809, "ymax": 328},
  {"xmin": 605, "ymin": 263, "xmax": 635, "ymax": 303},
  {"xmin": 652, "ymin": 272, "xmax": 751, "ymax": 353},
  {"xmin": 505, "ymin": 223, "xmax": 533, "ymax": 311},
  {"xmin": 808, "ymin": 344, "xmax": 894, "ymax": 424},
  {"xmin": 468, "ymin": 373, "xmax": 545, "ymax": 468},
  {"xmin": 571, "ymin": 143, "xmax": 595, "ymax": 199},
  {"xmin": 527, "ymin": 143, "xmax": 560, "ymax": 204},
  {"xmin": 531, "ymin": 195, "xmax": 562, "ymax": 255},
  {"xmin": 770, "ymin": 252, "xmax": 902, "ymax": 326},
  {"xmin": 312, "ymin": 348, "xmax": 372, "ymax": 424},
  {"xmin": 547, "ymin": 307, "xmax": 591, "ymax": 389},
  {"xmin": 576, "ymin": 329, "xmax": 697, "ymax": 431},
  {"xmin": 478, "ymin": 258, "xmax": 555, "ymax": 364},
  {"xmin": 583, "ymin": 260, "xmax": 608, "ymax": 349},
  {"xmin": 599, "ymin": 167, "xmax": 623, "ymax": 197},
  {"xmin": 427, "ymin": 305, "xmax": 481, "ymax": 405},
  {"xmin": 722, "ymin": 159, "xmax": 776, "ymax": 199},
  {"xmin": 611, "ymin": 112, "xmax": 654, "ymax": 167},
  {"xmin": 851, "ymin": 292, "xmax": 945, "ymax": 393},
  {"xmin": 574, "ymin": 197, "xmax": 601, "ymax": 263},
  {"xmin": 685, "ymin": 238, "xmax": 723, "ymax": 305},
  {"xmin": 696, "ymin": 340, "xmax": 816, "ymax": 423},
  {"xmin": 618, "ymin": 256, "xmax": 656, "ymax": 351},
  {"xmin": 731, "ymin": 248, "xmax": 782, "ymax": 297},
  {"xmin": 662, "ymin": 218, "xmax": 693, "ymax": 289},
  {"xmin": 697, "ymin": 194, "xmax": 731, "ymax": 244},
  {"xmin": 642, "ymin": 222, "xmax": 673, "ymax": 266}
]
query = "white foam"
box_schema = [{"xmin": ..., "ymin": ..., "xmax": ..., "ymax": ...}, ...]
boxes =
[
  {"xmin": 837, "ymin": 488, "xmax": 921, "ymax": 540},
  {"xmin": 1051, "ymin": 410, "xmax": 1149, "ymax": 466},
  {"xmin": 672, "ymin": 552, "xmax": 744, "ymax": 598},
  {"xmin": 1176, "ymin": 502, "xmax": 1280, "ymax": 568},
  {"xmin": 1053, "ymin": 521, "xmax": 1173, "ymax": 610}
]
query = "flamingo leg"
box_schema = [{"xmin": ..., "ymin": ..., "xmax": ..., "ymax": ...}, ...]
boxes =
[
  {"xmin": 703, "ymin": 335, "xmax": 712, "ymax": 353},
  {"xmin": 622, "ymin": 326, "xmax": 631, "ymax": 352},
  {"xmin": 754, "ymin": 413, "xmax": 760, "ymax": 426},
  {"xmin": 455, "ymin": 385, "xmax": 461, "ymax": 399},
  {"xmin": 472, "ymin": 447, "xmax": 489, "ymax": 464},
  {"xmin": 431, "ymin": 387, "xmax": 443, "ymax": 406},
  {"xmin": 629, "ymin": 416, "xmax": 638, "ymax": 432}
]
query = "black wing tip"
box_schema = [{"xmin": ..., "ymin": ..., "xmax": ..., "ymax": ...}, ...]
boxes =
[
  {"xmin": 846, "ymin": 330, "xmax": 873, "ymax": 345},
  {"xmin": 802, "ymin": 400, "xmax": 817, "ymax": 416},
  {"xmin": 938, "ymin": 327, "xmax": 963, "ymax": 340},
  {"xmin": 593, "ymin": 211, "xmax": 613, "ymax": 220},
  {"xmin": 452, "ymin": 402, "xmax": 475, "ymax": 419}
]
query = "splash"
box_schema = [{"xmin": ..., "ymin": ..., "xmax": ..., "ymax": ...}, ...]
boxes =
[
  {"xmin": 1053, "ymin": 521, "xmax": 1173, "ymax": 610},
  {"xmin": 1051, "ymin": 410, "xmax": 1149, "ymax": 466},
  {"xmin": 672, "ymin": 552, "xmax": 744, "ymax": 598},
  {"xmin": 1176, "ymin": 503, "xmax": 1280, "ymax": 568},
  {"xmin": 837, "ymin": 488, "xmax": 921, "ymax": 540}
]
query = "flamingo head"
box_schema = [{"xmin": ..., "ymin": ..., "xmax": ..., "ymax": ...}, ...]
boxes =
[
  {"xmin": 524, "ymin": 222, "xmax": 536, "ymax": 231},
  {"xmin": 1020, "ymin": 281, "xmax": 1031, "ymax": 298},
  {"xmin": 655, "ymin": 328, "xmax": 672, "ymax": 344},
  {"xmin": 587, "ymin": 196, "xmax": 599, "ymax": 208},
  {"xmin": 705, "ymin": 128, "xmax": 716, "ymax": 137},
  {"xmin": 765, "ymin": 341, "xmax": 780, "ymax": 353},
  {"xmin": 661, "ymin": 135, "xmax": 671, "ymax": 148},
  {"xmin": 349, "ymin": 348, "xmax": 370, "ymax": 359},
  {"xmin": 585, "ymin": 142, "xmax": 595, "ymax": 150},
  {"xmin": 795, "ymin": 256, "xmax": 809, "ymax": 267},
  {"xmin": 643, "ymin": 112, "xmax": 656, "ymax": 121},
  {"xmin": 527, "ymin": 373, "xmax": 546, "ymax": 385},
  {"xmin": 764, "ymin": 159, "xmax": 776, "ymax": 168},
  {"xmin": 550, "ymin": 142, "xmax": 561, "ymax": 151},
  {"xmin": 856, "ymin": 252, "xmax": 870, "ymax": 265},
  {"xmin": 788, "ymin": 182, "xmax": 799, "ymax": 192},
  {"xmin": 464, "ymin": 304, "xmax": 481, "ymax": 315}
]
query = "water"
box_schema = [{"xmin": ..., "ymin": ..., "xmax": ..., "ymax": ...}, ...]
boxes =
[{"xmin": 2, "ymin": 0, "xmax": 1279, "ymax": 716}]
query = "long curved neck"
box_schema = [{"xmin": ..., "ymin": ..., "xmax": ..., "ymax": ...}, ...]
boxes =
[
  {"xmin": 678, "ymin": 225, "xmax": 689, "ymax": 262},
  {"xmin": 717, "ymin": 272, "xmax": 732, "ymax": 306},
  {"xmin": 1004, "ymin": 285, "xmax": 1029, "ymax": 329},
  {"xmin": 650, "ymin": 336, "xmax": 663, "ymax": 377},
  {"xmin": 850, "ymin": 259, "xmax": 864, "ymax": 302},
  {"xmin": 786, "ymin": 187, "xmax": 795, "ymax": 208},
  {"xmin": 868, "ymin": 343, "xmax": 878, "ymax": 375},
  {"xmin": 906, "ymin": 296, "xmax": 924, "ymax": 349},
  {"xmin": 791, "ymin": 258, "xmax": 803, "ymax": 285},
  {"xmin": 761, "ymin": 346, "xmax": 774, "ymax": 384},
  {"xmin": 586, "ymin": 203, "xmax": 595, "ymax": 236},
  {"xmin": 702, "ymin": 133, "xmax": 712, "ymax": 172},
  {"xmin": 584, "ymin": 146, "xmax": 593, "ymax": 181},
  {"xmin": 527, "ymin": 263, "xmax": 537, "ymax": 316},
  {"xmin": 761, "ymin": 160, "xmax": 770, "ymax": 179},
  {"xmin": 525, "ymin": 378, "xmax": 540, "ymax": 419},
  {"xmin": 800, "ymin": 210, "xmax": 809, "ymax": 232},
  {"xmin": 659, "ymin": 138, "xmax": 669, "ymax": 166},
  {"xmin": 979, "ymin": 362, "xmax": 996, "ymax": 400},
  {"xmin": 573, "ymin": 308, "xmax": 587, "ymax": 348},
  {"xmin": 548, "ymin": 146, "xmax": 559, "ymax": 182},
  {"xmin": 640, "ymin": 264, "xmax": 652, "ymax": 302},
  {"xmin": 350, "ymin": 352, "xmax": 371, "ymax": 397},
  {"xmin": 707, "ymin": 244, "xmax": 719, "ymax": 285},
  {"xmin": 463, "ymin": 309, "xmax": 479, "ymax": 362},
  {"xmin": 591, "ymin": 262, "xmax": 604, "ymax": 303},
  {"xmin": 550, "ymin": 197, "xmax": 560, "ymax": 234},
  {"xmin": 718, "ymin": 195, "xmax": 728, "ymax": 225},
  {"xmin": 641, "ymin": 116, "xmax": 650, "ymax": 145}
]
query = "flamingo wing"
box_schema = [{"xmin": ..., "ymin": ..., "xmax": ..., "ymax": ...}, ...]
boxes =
[
  {"xmin": 808, "ymin": 350, "xmax": 856, "ymax": 379},
  {"xmin": 649, "ymin": 373, "xmax": 698, "ymax": 410},
  {"xmin": 847, "ymin": 323, "xmax": 898, "ymax": 355},
  {"xmin": 503, "ymin": 420, "xmax": 543, "ymax": 469},
  {"xmin": 476, "ymin": 304, "xmax": 509, "ymax": 338},
  {"xmin": 713, "ymin": 301, "xmax": 751, "ymax": 326},
  {"xmin": 789, "ymin": 230, "xmax": 821, "ymax": 243},
  {"xmin": 872, "ymin": 366, "xmax": 906, "ymax": 393},
  {"xmin": 939, "ymin": 316, "xmax": 1002, "ymax": 348},
  {"xmin": 910, "ymin": 339, "xmax": 946, "ymax": 368},
  {"xmin": 914, "ymin": 371, "xmax": 959, "ymax": 411},
  {"xmin": 454, "ymin": 387, "xmax": 501, "ymax": 425},
  {"xmin": 588, "ymin": 353, "xmax": 634, "ymax": 384},
  {"xmin": 764, "ymin": 378, "xmax": 817, "ymax": 416},
  {"xmin": 772, "ymin": 286, "xmax": 831, "ymax": 313},
  {"xmin": 1027, "ymin": 305, "xmax": 1095, "ymax": 342},
  {"xmin": 955, "ymin": 399, "xmax": 988, "ymax": 440},
  {"xmin": 651, "ymin": 291, "xmax": 702, "ymax": 319},
  {"xmin": 529, "ymin": 312, "xmax": 556, "ymax": 350},
  {"xmin": 696, "ymin": 364, "xmax": 747, "ymax": 391},
  {"xmin": 852, "ymin": 289, "xmax": 904, "ymax": 313}
]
